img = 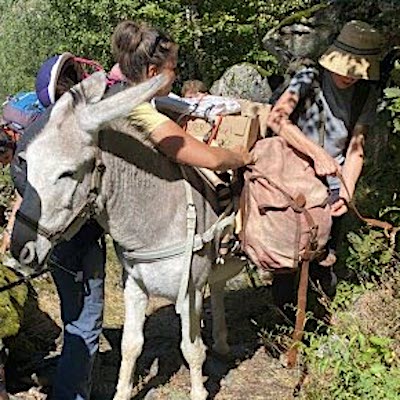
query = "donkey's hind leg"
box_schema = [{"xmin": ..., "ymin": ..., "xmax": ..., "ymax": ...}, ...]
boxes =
[
  {"xmin": 114, "ymin": 274, "xmax": 148, "ymax": 400},
  {"xmin": 209, "ymin": 280, "xmax": 230, "ymax": 355},
  {"xmin": 208, "ymin": 257, "xmax": 245, "ymax": 355},
  {"xmin": 180, "ymin": 287, "xmax": 208, "ymax": 400}
]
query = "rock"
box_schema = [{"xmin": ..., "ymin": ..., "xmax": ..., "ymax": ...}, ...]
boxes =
[
  {"xmin": 210, "ymin": 63, "xmax": 272, "ymax": 103},
  {"xmin": 262, "ymin": 1, "xmax": 399, "ymax": 71},
  {"xmin": 262, "ymin": 3, "xmax": 339, "ymax": 68}
]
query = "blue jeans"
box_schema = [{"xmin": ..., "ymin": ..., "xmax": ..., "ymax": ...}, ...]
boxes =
[{"xmin": 49, "ymin": 221, "xmax": 105, "ymax": 400}]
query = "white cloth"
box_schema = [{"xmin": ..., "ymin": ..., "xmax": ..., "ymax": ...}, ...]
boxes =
[{"xmin": 154, "ymin": 94, "xmax": 241, "ymax": 122}]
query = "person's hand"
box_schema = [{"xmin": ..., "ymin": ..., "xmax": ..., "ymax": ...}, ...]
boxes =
[
  {"xmin": 0, "ymin": 230, "xmax": 11, "ymax": 255},
  {"xmin": 330, "ymin": 197, "xmax": 348, "ymax": 217},
  {"xmin": 312, "ymin": 149, "xmax": 341, "ymax": 177},
  {"xmin": 230, "ymin": 145, "xmax": 256, "ymax": 167}
]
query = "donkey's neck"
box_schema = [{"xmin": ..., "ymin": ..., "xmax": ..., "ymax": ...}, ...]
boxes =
[{"xmin": 97, "ymin": 122, "xmax": 219, "ymax": 253}]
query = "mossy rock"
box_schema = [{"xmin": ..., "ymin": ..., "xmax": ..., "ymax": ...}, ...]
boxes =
[
  {"xmin": 0, "ymin": 263, "xmax": 28, "ymax": 339},
  {"xmin": 273, "ymin": 3, "xmax": 330, "ymax": 32}
]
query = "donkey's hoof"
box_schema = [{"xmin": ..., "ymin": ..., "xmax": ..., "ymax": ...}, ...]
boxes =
[
  {"xmin": 191, "ymin": 387, "xmax": 208, "ymax": 400},
  {"xmin": 212, "ymin": 343, "xmax": 230, "ymax": 357}
]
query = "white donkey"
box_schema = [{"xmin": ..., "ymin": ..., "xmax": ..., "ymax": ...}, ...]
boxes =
[{"xmin": 12, "ymin": 72, "xmax": 244, "ymax": 400}]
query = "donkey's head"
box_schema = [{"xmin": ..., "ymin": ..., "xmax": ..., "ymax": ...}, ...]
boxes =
[{"xmin": 11, "ymin": 71, "xmax": 169, "ymax": 269}]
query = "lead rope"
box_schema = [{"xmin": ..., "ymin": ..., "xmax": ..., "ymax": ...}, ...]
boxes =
[
  {"xmin": 0, "ymin": 258, "xmax": 83, "ymax": 294},
  {"xmin": 337, "ymin": 172, "xmax": 394, "ymax": 231},
  {"xmin": 175, "ymin": 166, "xmax": 197, "ymax": 315}
]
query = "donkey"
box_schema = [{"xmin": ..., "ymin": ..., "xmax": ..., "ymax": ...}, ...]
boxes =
[{"xmin": 11, "ymin": 72, "xmax": 245, "ymax": 400}]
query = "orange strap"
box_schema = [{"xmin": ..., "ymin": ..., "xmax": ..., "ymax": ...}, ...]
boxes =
[{"xmin": 206, "ymin": 115, "xmax": 223, "ymax": 145}]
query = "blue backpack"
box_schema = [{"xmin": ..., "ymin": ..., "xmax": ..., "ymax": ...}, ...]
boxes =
[{"xmin": 2, "ymin": 91, "xmax": 45, "ymax": 136}]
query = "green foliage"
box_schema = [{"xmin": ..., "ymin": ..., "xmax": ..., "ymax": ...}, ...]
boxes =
[
  {"xmin": 304, "ymin": 276, "xmax": 400, "ymax": 400},
  {"xmin": 305, "ymin": 327, "xmax": 400, "ymax": 399},
  {"xmin": 0, "ymin": 0, "xmax": 65, "ymax": 99},
  {"xmin": 385, "ymin": 87, "xmax": 400, "ymax": 135},
  {"xmin": 346, "ymin": 228, "xmax": 397, "ymax": 280},
  {"xmin": 0, "ymin": 0, "xmax": 323, "ymax": 98},
  {"xmin": 0, "ymin": 167, "xmax": 14, "ymax": 208},
  {"xmin": 383, "ymin": 61, "xmax": 400, "ymax": 135}
]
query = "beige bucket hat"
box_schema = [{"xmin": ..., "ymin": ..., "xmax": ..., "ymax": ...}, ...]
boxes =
[{"xmin": 319, "ymin": 20, "xmax": 384, "ymax": 81}]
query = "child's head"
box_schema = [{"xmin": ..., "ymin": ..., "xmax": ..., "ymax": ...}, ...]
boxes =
[{"xmin": 181, "ymin": 80, "xmax": 208, "ymax": 98}]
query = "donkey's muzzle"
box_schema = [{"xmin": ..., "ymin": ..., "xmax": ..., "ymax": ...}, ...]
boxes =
[{"xmin": 19, "ymin": 241, "xmax": 38, "ymax": 267}]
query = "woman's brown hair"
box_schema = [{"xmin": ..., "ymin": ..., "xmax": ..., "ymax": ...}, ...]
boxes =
[{"xmin": 111, "ymin": 20, "xmax": 177, "ymax": 84}]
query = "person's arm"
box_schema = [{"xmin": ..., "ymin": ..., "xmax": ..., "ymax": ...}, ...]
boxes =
[
  {"xmin": 267, "ymin": 89, "xmax": 340, "ymax": 177},
  {"xmin": 0, "ymin": 191, "xmax": 22, "ymax": 254},
  {"xmin": 331, "ymin": 125, "xmax": 367, "ymax": 217},
  {"xmin": 150, "ymin": 119, "xmax": 253, "ymax": 171}
]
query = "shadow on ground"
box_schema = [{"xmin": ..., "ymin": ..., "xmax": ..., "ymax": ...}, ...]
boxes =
[{"xmin": 90, "ymin": 284, "xmax": 283, "ymax": 399}]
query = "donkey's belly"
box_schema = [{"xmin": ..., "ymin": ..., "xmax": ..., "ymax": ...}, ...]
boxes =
[{"xmin": 124, "ymin": 256, "xmax": 187, "ymax": 301}]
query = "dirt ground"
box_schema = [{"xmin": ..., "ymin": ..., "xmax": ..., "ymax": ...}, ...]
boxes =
[{"xmin": 5, "ymin": 255, "xmax": 303, "ymax": 400}]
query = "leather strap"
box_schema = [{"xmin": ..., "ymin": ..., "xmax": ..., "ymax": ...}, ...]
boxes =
[
  {"xmin": 175, "ymin": 166, "xmax": 197, "ymax": 315},
  {"xmin": 286, "ymin": 250, "xmax": 310, "ymax": 368}
]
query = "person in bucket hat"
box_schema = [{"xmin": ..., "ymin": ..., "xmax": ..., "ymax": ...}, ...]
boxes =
[
  {"xmin": 319, "ymin": 20, "xmax": 383, "ymax": 81},
  {"xmin": 267, "ymin": 20, "xmax": 384, "ymax": 307}
]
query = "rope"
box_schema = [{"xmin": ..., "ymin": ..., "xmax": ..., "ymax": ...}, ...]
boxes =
[
  {"xmin": 337, "ymin": 173, "xmax": 394, "ymax": 231},
  {"xmin": 0, "ymin": 268, "xmax": 49, "ymax": 293},
  {"xmin": 0, "ymin": 259, "xmax": 82, "ymax": 294}
]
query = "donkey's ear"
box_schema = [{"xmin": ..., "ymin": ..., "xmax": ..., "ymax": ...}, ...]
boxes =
[
  {"xmin": 80, "ymin": 72, "xmax": 170, "ymax": 132},
  {"xmin": 79, "ymin": 71, "xmax": 108, "ymax": 104}
]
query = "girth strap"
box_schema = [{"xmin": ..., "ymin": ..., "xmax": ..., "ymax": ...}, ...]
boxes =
[
  {"xmin": 124, "ymin": 209, "xmax": 236, "ymax": 263},
  {"xmin": 176, "ymin": 166, "xmax": 197, "ymax": 314}
]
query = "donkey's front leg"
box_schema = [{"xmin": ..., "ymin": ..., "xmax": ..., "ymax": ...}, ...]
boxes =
[
  {"xmin": 114, "ymin": 275, "xmax": 148, "ymax": 400},
  {"xmin": 180, "ymin": 287, "xmax": 208, "ymax": 400}
]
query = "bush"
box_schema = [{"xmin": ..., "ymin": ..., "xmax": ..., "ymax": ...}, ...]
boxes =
[
  {"xmin": 303, "ymin": 274, "xmax": 400, "ymax": 400},
  {"xmin": 0, "ymin": 0, "xmax": 324, "ymax": 97}
]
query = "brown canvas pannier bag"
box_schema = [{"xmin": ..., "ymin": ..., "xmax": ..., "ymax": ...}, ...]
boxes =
[{"xmin": 240, "ymin": 136, "xmax": 332, "ymax": 272}]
